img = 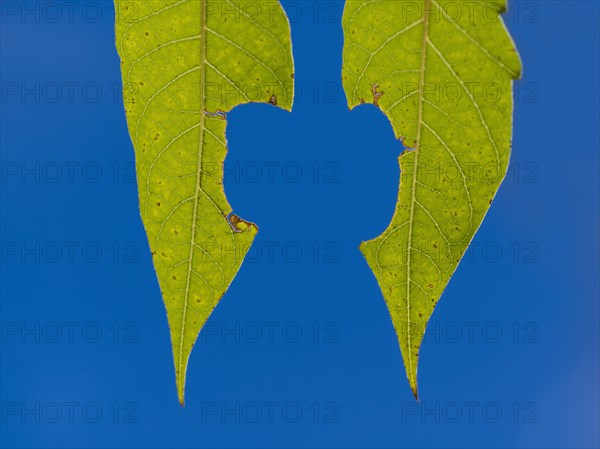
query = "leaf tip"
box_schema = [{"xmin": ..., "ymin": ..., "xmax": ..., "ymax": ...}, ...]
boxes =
[
  {"xmin": 175, "ymin": 358, "xmax": 187, "ymax": 406},
  {"xmin": 411, "ymin": 384, "xmax": 419, "ymax": 402},
  {"xmin": 177, "ymin": 378, "xmax": 186, "ymax": 407}
]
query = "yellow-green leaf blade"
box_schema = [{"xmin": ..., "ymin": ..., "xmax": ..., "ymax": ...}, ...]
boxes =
[
  {"xmin": 342, "ymin": 0, "xmax": 521, "ymax": 397},
  {"xmin": 114, "ymin": 0, "xmax": 294, "ymax": 405}
]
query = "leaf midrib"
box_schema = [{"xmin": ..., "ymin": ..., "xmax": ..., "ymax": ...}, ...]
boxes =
[
  {"xmin": 404, "ymin": 0, "xmax": 431, "ymax": 396},
  {"xmin": 179, "ymin": 0, "xmax": 207, "ymax": 405}
]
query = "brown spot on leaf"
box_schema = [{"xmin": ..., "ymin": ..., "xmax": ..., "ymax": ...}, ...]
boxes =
[
  {"xmin": 227, "ymin": 213, "xmax": 257, "ymax": 233},
  {"xmin": 372, "ymin": 84, "xmax": 384, "ymax": 107}
]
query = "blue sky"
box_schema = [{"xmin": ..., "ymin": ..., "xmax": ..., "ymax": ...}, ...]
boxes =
[{"xmin": 1, "ymin": 1, "xmax": 598, "ymax": 448}]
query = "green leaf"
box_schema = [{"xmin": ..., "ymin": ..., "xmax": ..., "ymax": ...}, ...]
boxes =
[
  {"xmin": 114, "ymin": 0, "xmax": 294, "ymax": 405},
  {"xmin": 342, "ymin": 0, "xmax": 521, "ymax": 398}
]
